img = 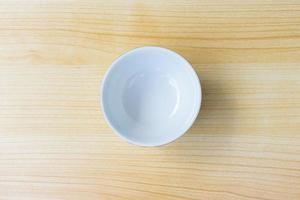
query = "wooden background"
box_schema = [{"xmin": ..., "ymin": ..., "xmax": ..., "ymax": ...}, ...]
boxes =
[{"xmin": 1, "ymin": 0, "xmax": 300, "ymax": 199}]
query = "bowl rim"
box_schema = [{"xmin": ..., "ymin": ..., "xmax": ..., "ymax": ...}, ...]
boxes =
[{"xmin": 100, "ymin": 46, "xmax": 202, "ymax": 147}]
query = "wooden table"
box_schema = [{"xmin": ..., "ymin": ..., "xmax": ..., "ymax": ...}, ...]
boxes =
[{"xmin": 1, "ymin": 1, "xmax": 300, "ymax": 199}]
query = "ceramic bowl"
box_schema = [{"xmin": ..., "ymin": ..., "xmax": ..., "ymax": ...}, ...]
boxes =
[{"xmin": 101, "ymin": 46, "xmax": 201, "ymax": 146}]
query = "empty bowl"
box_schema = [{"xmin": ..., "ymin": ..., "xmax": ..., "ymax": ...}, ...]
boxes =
[{"xmin": 101, "ymin": 46, "xmax": 201, "ymax": 146}]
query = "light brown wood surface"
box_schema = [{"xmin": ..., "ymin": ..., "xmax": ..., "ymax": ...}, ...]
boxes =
[{"xmin": 1, "ymin": 0, "xmax": 300, "ymax": 199}]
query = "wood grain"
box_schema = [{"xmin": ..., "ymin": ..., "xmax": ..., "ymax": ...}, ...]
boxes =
[{"xmin": 1, "ymin": 0, "xmax": 300, "ymax": 199}]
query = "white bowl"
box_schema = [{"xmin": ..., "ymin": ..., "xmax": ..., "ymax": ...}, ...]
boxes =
[{"xmin": 101, "ymin": 46, "xmax": 201, "ymax": 146}]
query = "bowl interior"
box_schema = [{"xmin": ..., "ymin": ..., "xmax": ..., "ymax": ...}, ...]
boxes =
[{"xmin": 102, "ymin": 47, "xmax": 201, "ymax": 146}]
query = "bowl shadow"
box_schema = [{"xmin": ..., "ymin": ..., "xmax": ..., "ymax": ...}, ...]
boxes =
[
  {"xmin": 169, "ymin": 66, "xmax": 239, "ymax": 147},
  {"xmin": 190, "ymin": 70, "xmax": 237, "ymax": 135}
]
